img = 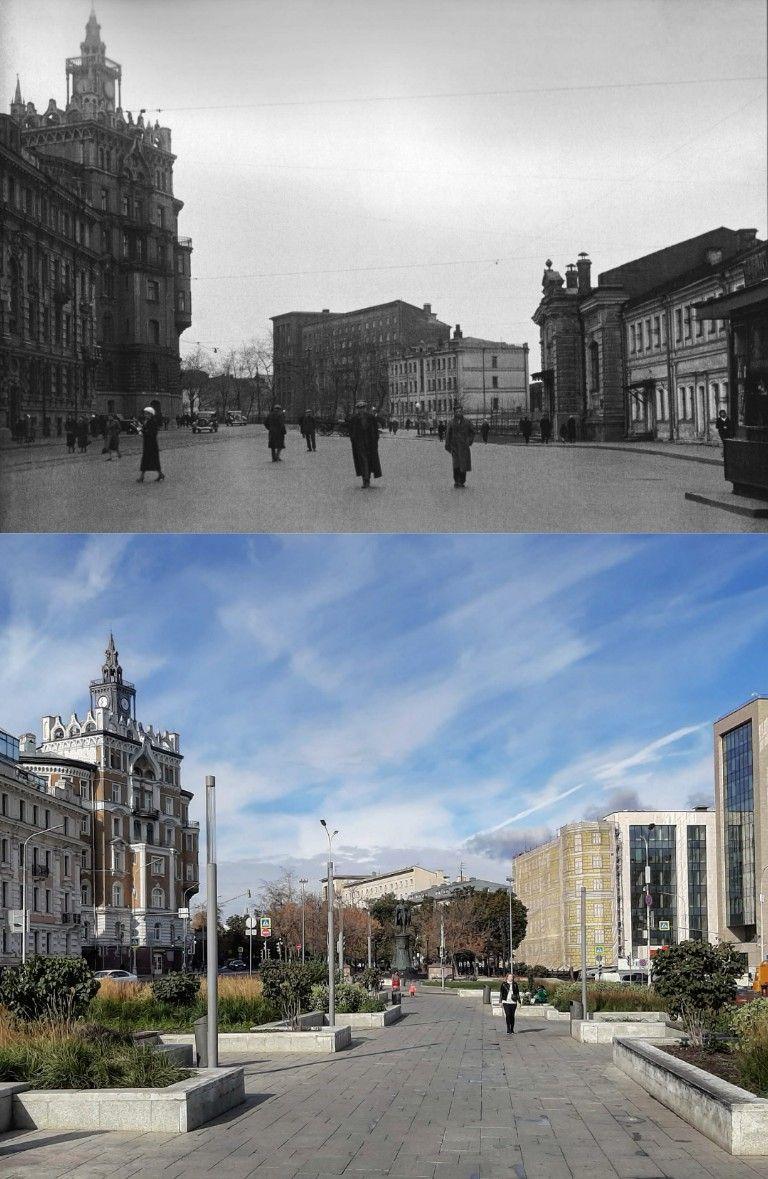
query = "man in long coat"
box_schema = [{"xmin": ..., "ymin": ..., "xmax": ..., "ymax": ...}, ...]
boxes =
[
  {"xmin": 265, "ymin": 404, "xmax": 287, "ymax": 462},
  {"xmin": 349, "ymin": 400, "xmax": 381, "ymax": 488},
  {"xmin": 445, "ymin": 407, "xmax": 474, "ymax": 487},
  {"xmin": 302, "ymin": 408, "xmax": 317, "ymax": 452}
]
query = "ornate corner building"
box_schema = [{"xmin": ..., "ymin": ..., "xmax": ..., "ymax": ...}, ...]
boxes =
[
  {"xmin": 17, "ymin": 636, "xmax": 200, "ymax": 976},
  {"xmin": 0, "ymin": 7, "xmax": 192, "ymax": 438}
]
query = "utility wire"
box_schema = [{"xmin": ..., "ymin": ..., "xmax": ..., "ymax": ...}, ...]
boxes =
[{"xmin": 147, "ymin": 75, "xmax": 763, "ymax": 114}]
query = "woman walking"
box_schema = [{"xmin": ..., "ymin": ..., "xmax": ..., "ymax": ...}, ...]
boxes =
[
  {"xmin": 499, "ymin": 973, "xmax": 520, "ymax": 1034},
  {"xmin": 76, "ymin": 417, "xmax": 90, "ymax": 454},
  {"xmin": 105, "ymin": 414, "xmax": 121, "ymax": 461},
  {"xmin": 445, "ymin": 407, "xmax": 475, "ymax": 487},
  {"xmin": 65, "ymin": 416, "xmax": 77, "ymax": 454},
  {"xmin": 137, "ymin": 406, "xmax": 164, "ymax": 483}
]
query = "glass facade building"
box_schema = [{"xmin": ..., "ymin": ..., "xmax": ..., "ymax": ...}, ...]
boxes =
[
  {"xmin": 629, "ymin": 824, "xmax": 677, "ymax": 949},
  {"xmin": 722, "ymin": 721, "xmax": 756, "ymax": 934},
  {"xmin": 686, "ymin": 824, "xmax": 708, "ymax": 942}
]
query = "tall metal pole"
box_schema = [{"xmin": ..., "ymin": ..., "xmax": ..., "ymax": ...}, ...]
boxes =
[
  {"xmin": 205, "ymin": 775, "xmax": 218, "ymax": 1068},
  {"xmin": 580, "ymin": 885, "xmax": 588, "ymax": 1020},
  {"xmin": 299, "ymin": 878, "xmax": 307, "ymax": 963},
  {"xmin": 760, "ymin": 865, "xmax": 768, "ymax": 964},
  {"xmin": 440, "ymin": 907, "xmax": 445, "ymax": 991},
  {"xmin": 506, "ymin": 875, "xmax": 514, "ymax": 973},
  {"xmin": 643, "ymin": 824, "xmax": 655, "ymax": 989},
  {"xmin": 321, "ymin": 820, "xmax": 337, "ymax": 1026},
  {"xmin": 367, "ymin": 906, "xmax": 372, "ymax": 969}
]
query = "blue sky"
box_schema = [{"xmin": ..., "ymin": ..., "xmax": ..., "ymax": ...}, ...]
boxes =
[{"xmin": 1, "ymin": 533, "xmax": 766, "ymax": 910}]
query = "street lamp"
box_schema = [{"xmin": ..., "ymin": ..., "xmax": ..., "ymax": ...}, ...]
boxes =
[
  {"xmin": 759, "ymin": 865, "xmax": 768, "ymax": 965},
  {"xmin": 299, "ymin": 878, "xmax": 308, "ymax": 964},
  {"xmin": 181, "ymin": 884, "xmax": 198, "ymax": 972},
  {"xmin": 21, "ymin": 822, "xmax": 66, "ymax": 964},
  {"xmin": 641, "ymin": 823, "xmax": 656, "ymax": 988},
  {"xmin": 320, "ymin": 819, "xmax": 338, "ymax": 1026},
  {"xmin": 367, "ymin": 905, "xmax": 372, "ymax": 969},
  {"xmin": 505, "ymin": 875, "xmax": 515, "ymax": 975}
]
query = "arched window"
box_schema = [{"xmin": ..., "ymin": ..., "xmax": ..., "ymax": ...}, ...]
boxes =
[
  {"xmin": 81, "ymin": 882, "xmax": 90, "ymax": 905},
  {"xmin": 112, "ymin": 883, "xmax": 123, "ymax": 907},
  {"xmin": 115, "ymin": 920, "xmax": 125, "ymax": 943},
  {"xmin": 153, "ymin": 921, "xmax": 161, "ymax": 943},
  {"xmin": 151, "ymin": 886, "xmax": 164, "ymax": 909}
]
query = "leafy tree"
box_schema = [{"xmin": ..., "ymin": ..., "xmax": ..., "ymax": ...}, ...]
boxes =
[
  {"xmin": 651, "ymin": 940, "xmax": 743, "ymax": 1047},
  {"xmin": 0, "ymin": 956, "xmax": 99, "ymax": 1023}
]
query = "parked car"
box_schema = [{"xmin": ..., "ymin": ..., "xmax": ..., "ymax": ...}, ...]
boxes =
[
  {"xmin": 94, "ymin": 968, "xmax": 139, "ymax": 983},
  {"xmin": 219, "ymin": 959, "xmax": 248, "ymax": 974},
  {"xmin": 224, "ymin": 411, "xmax": 247, "ymax": 426},
  {"xmin": 192, "ymin": 412, "xmax": 218, "ymax": 434}
]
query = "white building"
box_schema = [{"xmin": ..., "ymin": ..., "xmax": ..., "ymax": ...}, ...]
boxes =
[
  {"xmin": 341, "ymin": 866, "xmax": 448, "ymax": 907},
  {"xmin": 388, "ymin": 326, "xmax": 529, "ymax": 421},
  {"xmin": 605, "ymin": 808, "xmax": 718, "ymax": 969}
]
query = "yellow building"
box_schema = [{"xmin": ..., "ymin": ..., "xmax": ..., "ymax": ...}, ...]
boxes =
[{"xmin": 512, "ymin": 821, "xmax": 615, "ymax": 970}]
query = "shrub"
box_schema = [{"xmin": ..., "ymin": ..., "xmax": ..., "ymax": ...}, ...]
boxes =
[
  {"xmin": 86, "ymin": 975, "xmax": 277, "ymax": 1033},
  {"xmin": 731, "ymin": 998, "xmax": 768, "ymax": 1043},
  {"xmin": 651, "ymin": 941, "xmax": 743, "ymax": 1047},
  {"xmin": 735, "ymin": 1029, "xmax": 768, "ymax": 1097},
  {"xmin": 357, "ymin": 993, "xmax": 386, "ymax": 1013},
  {"xmin": 355, "ymin": 967, "xmax": 382, "ymax": 993},
  {"xmin": 0, "ymin": 956, "xmax": 98, "ymax": 1023},
  {"xmin": 259, "ymin": 961, "xmax": 326, "ymax": 1016},
  {"xmin": 309, "ymin": 983, "xmax": 329, "ymax": 1012},
  {"xmin": 308, "ymin": 982, "xmax": 385, "ymax": 1014},
  {"xmin": 150, "ymin": 972, "xmax": 200, "ymax": 1007}
]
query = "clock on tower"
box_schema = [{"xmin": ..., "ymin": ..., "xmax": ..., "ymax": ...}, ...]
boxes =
[{"xmin": 89, "ymin": 634, "xmax": 136, "ymax": 719}]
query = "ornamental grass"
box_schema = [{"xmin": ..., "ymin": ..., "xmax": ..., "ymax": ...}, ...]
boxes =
[
  {"xmin": 548, "ymin": 981, "xmax": 668, "ymax": 1013},
  {"xmin": 87, "ymin": 973, "xmax": 275, "ymax": 1032}
]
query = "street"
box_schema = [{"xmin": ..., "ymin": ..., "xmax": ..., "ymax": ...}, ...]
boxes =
[
  {"xmin": 1, "ymin": 991, "xmax": 766, "ymax": 1178},
  {"xmin": 0, "ymin": 426, "xmax": 763, "ymax": 534}
]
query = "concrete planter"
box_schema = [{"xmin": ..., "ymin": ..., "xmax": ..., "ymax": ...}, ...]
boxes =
[
  {"xmin": 491, "ymin": 1002, "xmax": 554, "ymax": 1018},
  {"xmin": 2, "ymin": 1066, "xmax": 244, "ymax": 1134},
  {"xmin": 592, "ymin": 1010, "xmax": 669, "ymax": 1022},
  {"xmin": 343, "ymin": 1005, "xmax": 402, "ymax": 1028},
  {"xmin": 571, "ymin": 1019, "xmax": 673, "ymax": 1044},
  {"xmin": 546, "ymin": 1009, "xmax": 571, "ymax": 1021},
  {"xmin": 163, "ymin": 1013, "xmax": 351, "ymax": 1055},
  {"xmin": 614, "ymin": 1037, "xmax": 768, "ymax": 1156}
]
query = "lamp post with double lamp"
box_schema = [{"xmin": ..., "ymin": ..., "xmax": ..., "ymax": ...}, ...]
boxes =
[
  {"xmin": 21, "ymin": 822, "xmax": 66, "ymax": 964},
  {"xmin": 320, "ymin": 819, "xmax": 338, "ymax": 1026},
  {"xmin": 505, "ymin": 875, "xmax": 515, "ymax": 975},
  {"xmin": 641, "ymin": 823, "xmax": 656, "ymax": 988},
  {"xmin": 299, "ymin": 878, "xmax": 308, "ymax": 963}
]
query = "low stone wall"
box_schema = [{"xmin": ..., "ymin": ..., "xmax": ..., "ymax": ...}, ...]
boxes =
[
  {"xmin": 343, "ymin": 1005, "xmax": 402, "ymax": 1028},
  {"xmin": 4, "ymin": 1066, "xmax": 244, "ymax": 1134},
  {"xmin": 571, "ymin": 1019, "xmax": 673, "ymax": 1044},
  {"xmin": 162, "ymin": 1020, "xmax": 351, "ymax": 1055},
  {"xmin": 592, "ymin": 1010, "xmax": 669, "ymax": 1023},
  {"xmin": 613, "ymin": 1037, "xmax": 768, "ymax": 1156},
  {"xmin": 545, "ymin": 1009, "xmax": 571, "ymax": 1021}
]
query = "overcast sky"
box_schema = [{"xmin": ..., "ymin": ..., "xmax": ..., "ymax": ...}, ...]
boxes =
[
  {"xmin": 3, "ymin": 0, "xmax": 765, "ymax": 365},
  {"xmin": 1, "ymin": 533, "xmax": 766, "ymax": 914}
]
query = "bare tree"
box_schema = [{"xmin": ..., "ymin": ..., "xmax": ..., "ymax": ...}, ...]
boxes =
[{"xmin": 238, "ymin": 336, "xmax": 273, "ymax": 420}]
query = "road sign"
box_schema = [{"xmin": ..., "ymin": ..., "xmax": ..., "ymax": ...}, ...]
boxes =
[
  {"xmin": 594, "ymin": 944, "xmax": 604, "ymax": 955},
  {"xmin": 260, "ymin": 916, "xmax": 272, "ymax": 938},
  {"xmin": 658, "ymin": 920, "xmax": 670, "ymax": 931},
  {"xmin": 7, "ymin": 910, "xmax": 25, "ymax": 933},
  {"xmin": 177, "ymin": 907, "xmax": 189, "ymax": 919},
  {"xmin": 245, "ymin": 916, "xmax": 258, "ymax": 931}
]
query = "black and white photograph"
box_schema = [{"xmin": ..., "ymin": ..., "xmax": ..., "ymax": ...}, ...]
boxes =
[{"xmin": 1, "ymin": 1, "xmax": 768, "ymax": 1176}]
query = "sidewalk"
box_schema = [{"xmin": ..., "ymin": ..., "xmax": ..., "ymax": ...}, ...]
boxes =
[
  {"xmin": 490, "ymin": 435, "xmax": 723, "ymax": 467},
  {"xmin": 1, "ymin": 992, "xmax": 766, "ymax": 1177}
]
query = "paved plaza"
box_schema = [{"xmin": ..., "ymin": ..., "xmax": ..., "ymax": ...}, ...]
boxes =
[
  {"xmin": 1, "ymin": 426, "xmax": 763, "ymax": 533},
  {"xmin": 3, "ymin": 992, "xmax": 768, "ymax": 1178}
]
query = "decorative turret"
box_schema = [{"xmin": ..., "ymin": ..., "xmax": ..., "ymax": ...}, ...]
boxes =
[
  {"xmin": 89, "ymin": 634, "xmax": 136, "ymax": 721},
  {"xmin": 66, "ymin": 6, "xmax": 121, "ymax": 114}
]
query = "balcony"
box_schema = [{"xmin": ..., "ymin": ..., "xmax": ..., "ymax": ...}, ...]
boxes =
[
  {"xmin": 183, "ymin": 820, "xmax": 200, "ymax": 830},
  {"xmin": 131, "ymin": 802, "xmax": 159, "ymax": 820},
  {"xmin": 177, "ymin": 237, "xmax": 192, "ymax": 249},
  {"xmin": 30, "ymin": 862, "xmax": 50, "ymax": 879}
]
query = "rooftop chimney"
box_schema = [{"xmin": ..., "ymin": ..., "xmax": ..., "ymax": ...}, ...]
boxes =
[
  {"xmin": 737, "ymin": 228, "xmax": 758, "ymax": 250},
  {"xmin": 453, "ymin": 324, "xmax": 462, "ymax": 340},
  {"xmin": 576, "ymin": 252, "xmax": 591, "ymax": 294},
  {"xmin": 423, "ymin": 303, "xmax": 432, "ymax": 315},
  {"xmin": 565, "ymin": 263, "xmax": 578, "ymax": 289},
  {"xmin": 321, "ymin": 308, "xmax": 330, "ymax": 314}
]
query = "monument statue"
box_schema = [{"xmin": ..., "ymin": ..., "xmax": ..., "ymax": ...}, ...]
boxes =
[{"xmin": 391, "ymin": 901, "xmax": 412, "ymax": 974}]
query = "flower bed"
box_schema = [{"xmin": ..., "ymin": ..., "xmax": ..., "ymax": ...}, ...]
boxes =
[
  {"xmin": 548, "ymin": 982, "xmax": 668, "ymax": 1013},
  {"xmin": 87, "ymin": 976, "xmax": 277, "ymax": 1033}
]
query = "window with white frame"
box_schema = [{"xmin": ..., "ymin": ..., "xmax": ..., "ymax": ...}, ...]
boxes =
[
  {"xmin": 112, "ymin": 883, "xmax": 123, "ymax": 907},
  {"xmin": 151, "ymin": 857, "xmax": 163, "ymax": 875},
  {"xmin": 152, "ymin": 886, "xmax": 165, "ymax": 908},
  {"xmin": 112, "ymin": 848, "xmax": 124, "ymax": 872},
  {"xmin": 591, "ymin": 855, "xmax": 602, "ymax": 868},
  {"xmin": 592, "ymin": 832, "xmax": 601, "ymax": 845},
  {"xmin": 113, "ymin": 815, "xmax": 121, "ymax": 837},
  {"xmin": 111, "ymin": 783, "xmax": 121, "ymax": 803},
  {"xmin": 153, "ymin": 921, "xmax": 161, "ymax": 942}
]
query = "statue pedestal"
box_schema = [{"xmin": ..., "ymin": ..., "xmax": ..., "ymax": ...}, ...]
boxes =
[{"xmin": 391, "ymin": 933, "xmax": 412, "ymax": 975}]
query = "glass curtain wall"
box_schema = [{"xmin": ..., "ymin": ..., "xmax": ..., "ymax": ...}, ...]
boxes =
[
  {"xmin": 723, "ymin": 721, "xmax": 756, "ymax": 936},
  {"xmin": 686, "ymin": 825, "xmax": 708, "ymax": 942},
  {"xmin": 629, "ymin": 824, "xmax": 677, "ymax": 950}
]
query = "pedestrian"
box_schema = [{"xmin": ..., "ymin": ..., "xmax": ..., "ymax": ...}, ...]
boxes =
[
  {"xmin": 349, "ymin": 400, "xmax": 382, "ymax": 488},
  {"xmin": 520, "ymin": 415, "xmax": 532, "ymax": 444},
  {"xmin": 65, "ymin": 416, "xmax": 76, "ymax": 454},
  {"xmin": 391, "ymin": 971, "xmax": 401, "ymax": 1003},
  {"xmin": 302, "ymin": 408, "xmax": 317, "ymax": 452},
  {"xmin": 137, "ymin": 406, "xmax": 164, "ymax": 483},
  {"xmin": 499, "ymin": 973, "xmax": 520, "ymax": 1034},
  {"xmin": 392, "ymin": 419, "xmax": 399, "ymax": 435},
  {"xmin": 264, "ymin": 403, "xmax": 286, "ymax": 462},
  {"xmin": 104, "ymin": 414, "xmax": 121, "ymax": 461},
  {"xmin": 567, "ymin": 415, "xmax": 577, "ymax": 443},
  {"xmin": 715, "ymin": 408, "xmax": 732, "ymax": 448},
  {"xmin": 481, "ymin": 419, "xmax": 490, "ymax": 443},
  {"xmin": 438, "ymin": 420, "xmax": 445, "ymax": 442},
  {"xmin": 445, "ymin": 406, "xmax": 475, "ymax": 488},
  {"xmin": 559, "ymin": 421, "xmax": 569, "ymax": 443},
  {"xmin": 540, "ymin": 413, "xmax": 552, "ymax": 444},
  {"xmin": 76, "ymin": 417, "xmax": 90, "ymax": 453}
]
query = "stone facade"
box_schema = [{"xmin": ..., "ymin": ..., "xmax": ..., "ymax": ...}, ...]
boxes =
[
  {"xmin": 18, "ymin": 636, "xmax": 200, "ymax": 976},
  {"xmin": 388, "ymin": 326, "xmax": 529, "ymax": 421},
  {"xmin": 532, "ymin": 228, "xmax": 760, "ymax": 441},
  {"xmin": 0, "ymin": 729, "xmax": 85, "ymax": 966},
  {"xmin": 341, "ymin": 865, "xmax": 448, "ymax": 907},
  {"xmin": 272, "ymin": 300, "xmax": 450, "ymax": 416},
  {"xmin": 6, "ymin": 9, "xmax": 192, "ymax": 426},
  {"xmin": 0, "ymin": 114, "xmax": 100, "ymax": 440}
]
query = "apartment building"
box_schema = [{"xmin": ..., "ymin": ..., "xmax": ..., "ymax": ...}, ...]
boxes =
[
  {"xmin": 0, "ymin": 727, "xmax": 85, "ymax": 966},
  {"xmin": 341, "ymin": 865, "xmax": 448, "ymax": 907}
]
